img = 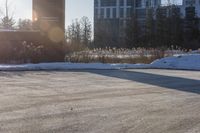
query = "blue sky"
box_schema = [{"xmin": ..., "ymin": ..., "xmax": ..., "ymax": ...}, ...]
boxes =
[{"xmin": 0, "ymin": 0, "xmax": 94, "ymax": 28}]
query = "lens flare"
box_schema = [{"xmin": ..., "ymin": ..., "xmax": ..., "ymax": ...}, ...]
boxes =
[
  {"xmin": 48, "ymin": 27, "xmax": 64, "ymax": 43},
  {"xmin": 39, "ymin": 21, "xmax": 50, "ymax": 32}
]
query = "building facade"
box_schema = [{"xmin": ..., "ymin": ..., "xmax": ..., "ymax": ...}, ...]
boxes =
[
  {"xmin": 32, "ymin": 0, "xmax": 65, "ymax": 43},
  {"xmin": 181, "ymin": 0, "xmax": 200, "ymax": 17},
  {"xmin": 94, "ymin": 0, "xmax": 200, "ymax": 47},
  {"xmin": 94, "ymin": 0, "xmax": 161, "ymax": 47}
]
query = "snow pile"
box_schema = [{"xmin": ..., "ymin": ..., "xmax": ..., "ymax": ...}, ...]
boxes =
[
  {"xmin": 189, "ymin": 49, "xmax": 200, "ymax": 54},
  {"xmin": 0, "ymin": 63, "xmax": 149, "ymax": 71},
  {"xmin": 0, "ymin": 54, "xmax": 199, "ymax": 71},
  {"xmin": 151, "ymin": 54, "xmax": 200, "ymax": 70}
]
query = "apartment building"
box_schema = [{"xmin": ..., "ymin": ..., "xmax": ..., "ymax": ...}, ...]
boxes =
[
  {"xmin": 181, "ymin": 0, "xmax": 200, "ymax": 17},
  {"xmin": 94, "ymin": 0, "xmax": 161, "ymax": 47}
]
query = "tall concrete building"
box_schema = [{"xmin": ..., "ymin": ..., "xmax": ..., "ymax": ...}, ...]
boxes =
[
  {"xmin": 181, "ymin": 0, "xmax": 200, "ymax": 17},
  {"xmin": 94, "ymin": 0, "xmax": 161, "ymax": 47},
  {"xmin": 32, "ymin": 0, "xmax": 65, "ymax": 43},
  {"xmin": 180, "ymin": 0, "xmax": 200, "ymax": 32}
]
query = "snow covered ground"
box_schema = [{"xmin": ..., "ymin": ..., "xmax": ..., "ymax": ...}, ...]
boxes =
[
  {"xmin": 0, "ymin": 63, "xmax": 150, "ymax": 71},
  {"xmin": 0, "ymin": 54, "xmax": 199, "ymax": 71},
  {"xmin": 151, "ymin": 54, "xmax": 200, "ymax": 70}
]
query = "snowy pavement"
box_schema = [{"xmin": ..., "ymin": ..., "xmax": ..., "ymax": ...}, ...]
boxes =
[
  {"xmin": 0, "ymin": 69, "xmax": 199, "ymax": 133},
  {"xmin": 0, "ymin": 54, "xmax": 199, "ymax": 71}
]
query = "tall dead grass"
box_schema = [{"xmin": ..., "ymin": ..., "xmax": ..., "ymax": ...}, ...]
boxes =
[{"xmin": 65, "ymin": 47, "xmax": 186, "ymax": 64}]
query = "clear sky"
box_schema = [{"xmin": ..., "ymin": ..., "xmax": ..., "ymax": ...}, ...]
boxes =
[{"xmin": 0, "ymin": 0, "xmax": 94, "ymax": 28}]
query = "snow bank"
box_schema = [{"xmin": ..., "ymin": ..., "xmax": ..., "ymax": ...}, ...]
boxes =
[
  {"xmin": 151, "ymin": 54, "xmax": 200, "ymax": 70},
  {"xmin": 0, "ymin": 54, "xmax": 199, "ymax": 71},
  {"xmin": 0, "ymin": 63, "xmax": 150, "ymax": 71}
]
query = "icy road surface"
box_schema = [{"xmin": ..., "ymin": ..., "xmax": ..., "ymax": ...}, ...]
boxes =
[{"xmin": 0, "ymin": 69, "xmax": 200, "ymax": 133}]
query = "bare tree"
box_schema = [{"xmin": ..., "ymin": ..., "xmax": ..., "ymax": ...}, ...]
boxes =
[
  {"xmin": 18, "ymin": 19, "xmax": 33, "ymax": 30},
  {"xmin": 68, "ymin": 19, "xmax": 81, "ymax": 45},
  {"xmin": 0, "ymin": 0, "xmax": 15, "ymax": 30},
  {"xmin": 125, "ymin": 13, "xmax": 141, "ymax": 48},
  {"xmin": 80, "ymin": 16, "xmax": 92, "ymax": 47}
]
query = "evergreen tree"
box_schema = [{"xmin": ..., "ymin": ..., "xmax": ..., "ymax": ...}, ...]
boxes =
[
  {"xmin": 1, "ymin": 16, "xmax": 15, "ymax": 29},
  {"xmin": 169, "ymin": 5, "xmax": 183, "ymax": 48},
  {"xmin": 145, "ymin": 8, "xmax": 155, "ymax": 47},
  {"xmin": 125, "ymin": 12, "xmax": 141, "ymax": 48},
  {"xmin": 18, "ymin": 19, "xmax": 33, "ymax": 30},
  {"xmin": 94, "ymin": 20, "xmax": 116, "ymax": 48},
  {"xmin": 184, "ymin": 6, "xmax": 200, "ymax": 49},
  {"xmin": 0, "ymin": 0, "xmax": 15, "ymax": 30},
  {"xmin": 155, "ymin": 7, "xmax": 168, "ymax": 47}
]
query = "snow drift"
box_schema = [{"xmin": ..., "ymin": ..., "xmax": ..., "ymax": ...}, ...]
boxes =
[{"xmin": 151, "ymin": 54, "xmax": 200, "ymax": 70}]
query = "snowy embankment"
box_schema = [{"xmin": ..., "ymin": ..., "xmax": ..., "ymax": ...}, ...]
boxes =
[
  {"xmin": 0, "ymin": 54, "xmax": 199, "ymax": 71},
  {"xmin": 151, "ymin": 54, "xmax": 200, "ymax": 70}
]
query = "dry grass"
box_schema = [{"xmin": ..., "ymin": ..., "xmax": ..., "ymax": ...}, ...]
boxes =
[{"xmin": 65, "ymin": 48, "xmax": 186, "ymax": 64}]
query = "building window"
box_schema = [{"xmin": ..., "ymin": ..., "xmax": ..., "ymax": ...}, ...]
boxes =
[
  {"xmin": 94, "ymin": 0, "xmax": 98, "ymax": 7},
  {"xmin": 136, "ymin": 9, "xmax": 146, "ymax": 18},
  {"xmin": 120, "ymin": 8, "xmax": 124, "ymax": 18},
  {"xmin": 185, "ymin": 0, "xmax": 195, "ymax": 6},
  {"xmin": 120, "ymin": 0, "xmax": 124, "ymax": 6},
  {"xmin": 127, "ymin": 8, "xmax": 131, "ymax": 18},
  {"xmin": 106, "ymin": 8, "xmax": 110, "ymax": 18},
  {"xmin": 136, "ymin": 0, "xmax": 142, "ymax": 7},
  {"xmin": 101, "ymin": 0, "xmax": 116, "ymax": 6},
  {"xmin": 185, "ymin": 7, "xmax": 195, "ymax": 19},
  {"xmin": 100, "ymin": 8, "xmax": 104, "ymax": 18},
  {"xmin": 94, "ymin": 8, "xmax": 98, "ymax": 18},
  {"xmin": 154, "ymin": 0, "xmax": 157, "ymax": 6},
  {"xmin": 113, "ymin": 8, "xmax": 117, "ymax": 18},
  {"xmin": 127, "ymin": 0, "xmax": 132, "ymax": 6}
]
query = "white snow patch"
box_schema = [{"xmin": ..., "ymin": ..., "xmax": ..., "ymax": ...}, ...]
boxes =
[
  {"xmin": 0, "ymin": 54, "xmax": 199, "ymax": 71},
  {"xmin": 0, "ymin": 63, "xmax": 150, "ymax": 71},
  {"xmin": 151, "ymin": 54, "xmax": 200, "ymax": 70}
]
